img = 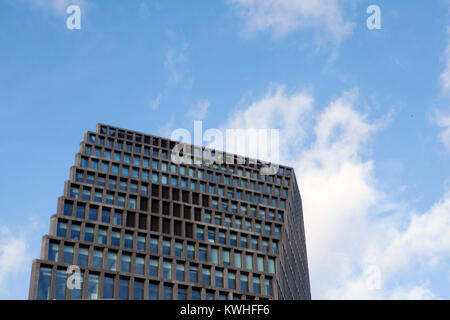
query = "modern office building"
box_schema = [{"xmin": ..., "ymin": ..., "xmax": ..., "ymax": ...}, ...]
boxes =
[{"xmin": 28, "ymin": 124, "xmax": 310, "ymax": 300}]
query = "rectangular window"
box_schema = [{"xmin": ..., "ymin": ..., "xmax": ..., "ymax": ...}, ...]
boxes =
[
  {"xmin": 223, "ymin": 249, "xmax": 230, "ymax": 266},
  {"xmin": 163, "ymin": 285, "xmax": 172, "ymax": 300},
  {"xmin": 119, "ymin": 278, "xmax": 129, "ymax": 300},
  {"xmin": 89, "ymin": 207, "xmax": 98, "ymax": 221},
  {"xmin": 77, "ymin": 247, "xmax": 88, "ymax": 266},
  {"xmin": 57, "ymin": 222, "xmax": 66, "ymax": 237},
  {"xmin": 149, "ymin": 282, "xmax": 158, "ymax": 300},
  {"xmin": 63, "ymin": 202, "xmax": 73, "ymax": 216},
  {"xmin": 103, "ymin": 275, "xmax": 114, "ymax": 299},
  {"xmin": 240, "ymin": 274, "xmax": 248, "ymax": 292},
  {"xmin": 176, "ymin": 263, "xmax": 185, "ymax": 281},
  {"xmin": 187, "ymin": 244, "xmax": 195, "ymax": 260},
  {"xmin": 84, "ymin": 226, "xmax": 94, "ymax": 242},
  {"xmin": 245, "ymin": 254, "xmax": 253, "ymax": 270},
  {"xmin": 202, "ymin": 267, "xmax": 211, "ymax": 286},
  {"xmin": 107, "ymin": 252, "xmax": 117, "ymax": 271},
  {"xmin": 189, "ymin": 265, "xmax": 198, "ymax": 283},
  {"xmin": 149, "ymin": 237, "xmax": 158, "ymax": 253},
  {"xmin": 175, "ymin": 241, "xmax": 183, "ymax": 257},
  {"xmin": 98, "ymin": 228, "xmax": 107, "ymax": 245},
  {"xmin": 215, "ymin": 270, "xmax": 223, "ymax": 288},
  {"xmin": 37, "ymin": 267, "xmax": 52, "ymax": 300},
  {"xmin": 92, "ymin": 249, "xmax": 103, "ymax": 268},
  {"xmin": 48, "ymin": 242, "xmax": 59, "ymax": 262},
  {"xmin": 234, "ymin": 252, "xmax": 242, "ymax": 268},
  {"xmin": 149, "ymin": 258, "xmax": 158, "ymax": 277},
  {"xmin": 87, "ymin": 274, "xmax": 99, "ymax": 300},
  {"xmin": 134, "ymin": 280, "xmax": 144, "ymax": 300},
  {"xmin": 163, "ymin": 260, "xmax": 172, "ymax": 280},
  {"xmin": 253, "ymin": 277, "xmax": 260, "ymax": 294},
  {"xmin": 63, "ymin": 244, "xmax": 74, "ymax": 264},
  {"xmin": 135, "ymin": 256, "xmax": 145, "ymax": 275},
  {"xmin": 121, "ymin": 254, "xmax": 131, "ymax": 273},
  {"xmin": 228, "ymin": 271, "xmax": 236, "ymax": 290},
  {"xmin": 71, "ymin": 223, "xmax": 81, "ymax": 240}
]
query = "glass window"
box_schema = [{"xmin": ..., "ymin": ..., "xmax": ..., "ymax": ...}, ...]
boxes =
[
  {"xmin": 124, "ymin": 233, "xmax": 133, "ymax": 249},
  {"xmin": 76, "ymin": 204, "xmax": 85, "ymax": 219},
  {"xmin": 253, "ymin": 277, "xmax": 260, "ymax": 294},
  {"xmin": 107, "ymin": 252, "xmax": 117, "ymax": 271},
  {"xmin": 215, "ymin": 269, "xmax": 223, "ymax": 288},
  {"xmin": 175, "ymin": 241, "xmax": 183, "ymax": 257},
  {"xmin": 71, "ymin": 223, "xmax": 81, "ymax": 240},
  {"xmin": 57, "ymin": 221, "xmax": 67, "ymax": 237},
  {"xmin": 189, "ymin": 265, "xmax": 198, "ymax": 283},
  {"xmin": 178, "ymin": 286, "xmax": 187, "ymax": 300},
  {"xmin": 134, "ymin": 280, "xmax": 144, "ymax": 300},
  {"xmin": 137, "ymin": 235, "xmax": 145, "ymax": 251},
  {"xmin": 135, "ymin": 256, "xmax": 145, "ymax": 275},
  {"xmin": 37, "ymin": 267, "xmax": 52, "ymax": 300},
  {"xmin": 98, "ymin": 228, "xmax": 107, "ymax": 245},
  {"xmin": 234, "ymin": 252, "xmax": 242, "ymax": 268},
  {"xmin": 149, "ymin": 282, "xmax": 158, "ymax": 300},
  {"xmin": 149, "ymin": 258, "xmax": 158, "ymax": 277},
  {"xmin": 268, "ymin": 258, "xmax": 275, "ymax": 274},
  {"xmin": 70, "ymin": 186, "xmax": 79, "ymax": 199},
  {"xmin": 87, "ymin": 274, "xmax": 99, "ymax": 299},
  {"xmin": 63, "ymin": 202, "xmax": 72, "ymax": 216},
  {"xmin": 199, "ymin": 246, "xmax": 207, "ymax": 262},
  {"xmin": 121, "ymin": 254, "xmax": 131, "ymax": 273},
  {"xmin": 113, "ymin": 212, "xmax": 122, "ymax": 226},
  {"xmin": 70, "ymin": 272, "xmax": 84, "ymax": 300},
  {"xmin": 176, "ymin": 263, "xmax": 185, "ymax": 281},
  {"xmin": 84, "ymin": 226, "xmax": 94, "ymax": 242},
  {"xmin": 187, "ymin": 244, "xmax": 195, "ymax": 259},
  {"xmin": 257, "ymin": 256, "xmax": 264, "ymax": 272},
  {"xmin": 83, "ymin": 188, "xmax": 91, "ymax": 200},
  {"xmin": 163, "ymin": 260, "xmax": 172, "ymax": 280},
  {"xmin": 92, "ymin": 249, "xmax": 103, "ymax": 268},
  {"xmin": 48, "ymin": 242, "xmax": 59, "ymax": 262},
  {"xmin": 196, "ymin": 227, "xmax": 204, "ymax": 241},
  {"xmin": 103, "ymin": 275, "xmax": 114, "ymax": 299},
  {"xmin": 163, "ymin": 239, "xmax": 171, "ymax": 255},
  {"xmin": 77, "ymin": 247, "xmax": 88, "ymax": 266},
  {"xmin": 202, "ymin": 267, "xmax": 211, "ymax": 285},
  {"xmin": 228, "ymin": 271, "xmax": 236, "ymax": 290},
  {"xmin": 63, "ymin": 244, "xmax": 74, "ymax": 264},
  {"xmin": 215, "ymin": 230, "xmax": 224, "ymax": 244},
  {"xmin": 245, "ymin": 254, "xmax": 253, "ymax": 270},
  {"xmin": 223, "ymin": 249, "xmax": 230, "ymax": 266},
  {"xmin": 89, "ymin": 207, "xmax": 98, "ymax": 221},
  {"xmin": 163, "ymin": 285, "xmax": 172, "ymax": 300},
  {"xmin": 240, "ymin": 274, "xmax": 248, "ymax": 292},
  {"xmin": 111, "ymin": 231, "xmax": 120, "ymax": 247},
  {"xmin": 149, "ymin": 237, "xmax": 158, "ymax": 253},
  {"xmin": 265, "ymin": 278, "xmax": 273, "ymax": 296},
  {"xmin": 119, "ymin": 278, "xmax": 129, "ymax": 300},
  {"xmin": 192, "ymin": 288, "xmax": 201, "ymax": 300}
]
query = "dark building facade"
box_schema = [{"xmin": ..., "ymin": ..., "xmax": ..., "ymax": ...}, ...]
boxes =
[{"xmin": 28, "ymin": 124, "xmax": 311, "ymax": 300}]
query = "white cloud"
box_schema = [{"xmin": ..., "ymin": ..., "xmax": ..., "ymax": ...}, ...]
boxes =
[
  {"xmin": 436, "ymin": 114, "xmax": 450, "ymax": 152},
  {"xmin": 186, "ymin": 100, "xmax": 211, "ymax": 120},
  {"xmin": 0, "ymin": 229, "xmax": 29, "ymax": 298},
  {"xmin": 221, "ymin": 85, "xmax": 450, "ymax": 299},
  {"xmin": 150, "ymin": 94, "xmax": 162, "ymax": 111},
  {"xmin": 163, "ymin": 43, "xmax": 192, "ymax": 85},
  {"xmin": 228, "ymin": 0, "xmax": 354, "ymax": 42}
]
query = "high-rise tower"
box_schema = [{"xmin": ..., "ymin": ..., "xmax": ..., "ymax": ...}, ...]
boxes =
[{"xmin": 28, "ymin": 124, "xmax": 310, "ymax": 300}]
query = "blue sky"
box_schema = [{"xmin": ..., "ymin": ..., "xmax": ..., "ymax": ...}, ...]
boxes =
[{"xmin": 1, "ymin": 0, "xmax": 450, "ymax": 299}]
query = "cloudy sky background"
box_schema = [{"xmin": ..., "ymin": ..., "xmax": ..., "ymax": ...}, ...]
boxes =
[{"xmin": 1, "ymin": 0, "xmax": 450, "ymax": 299}]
